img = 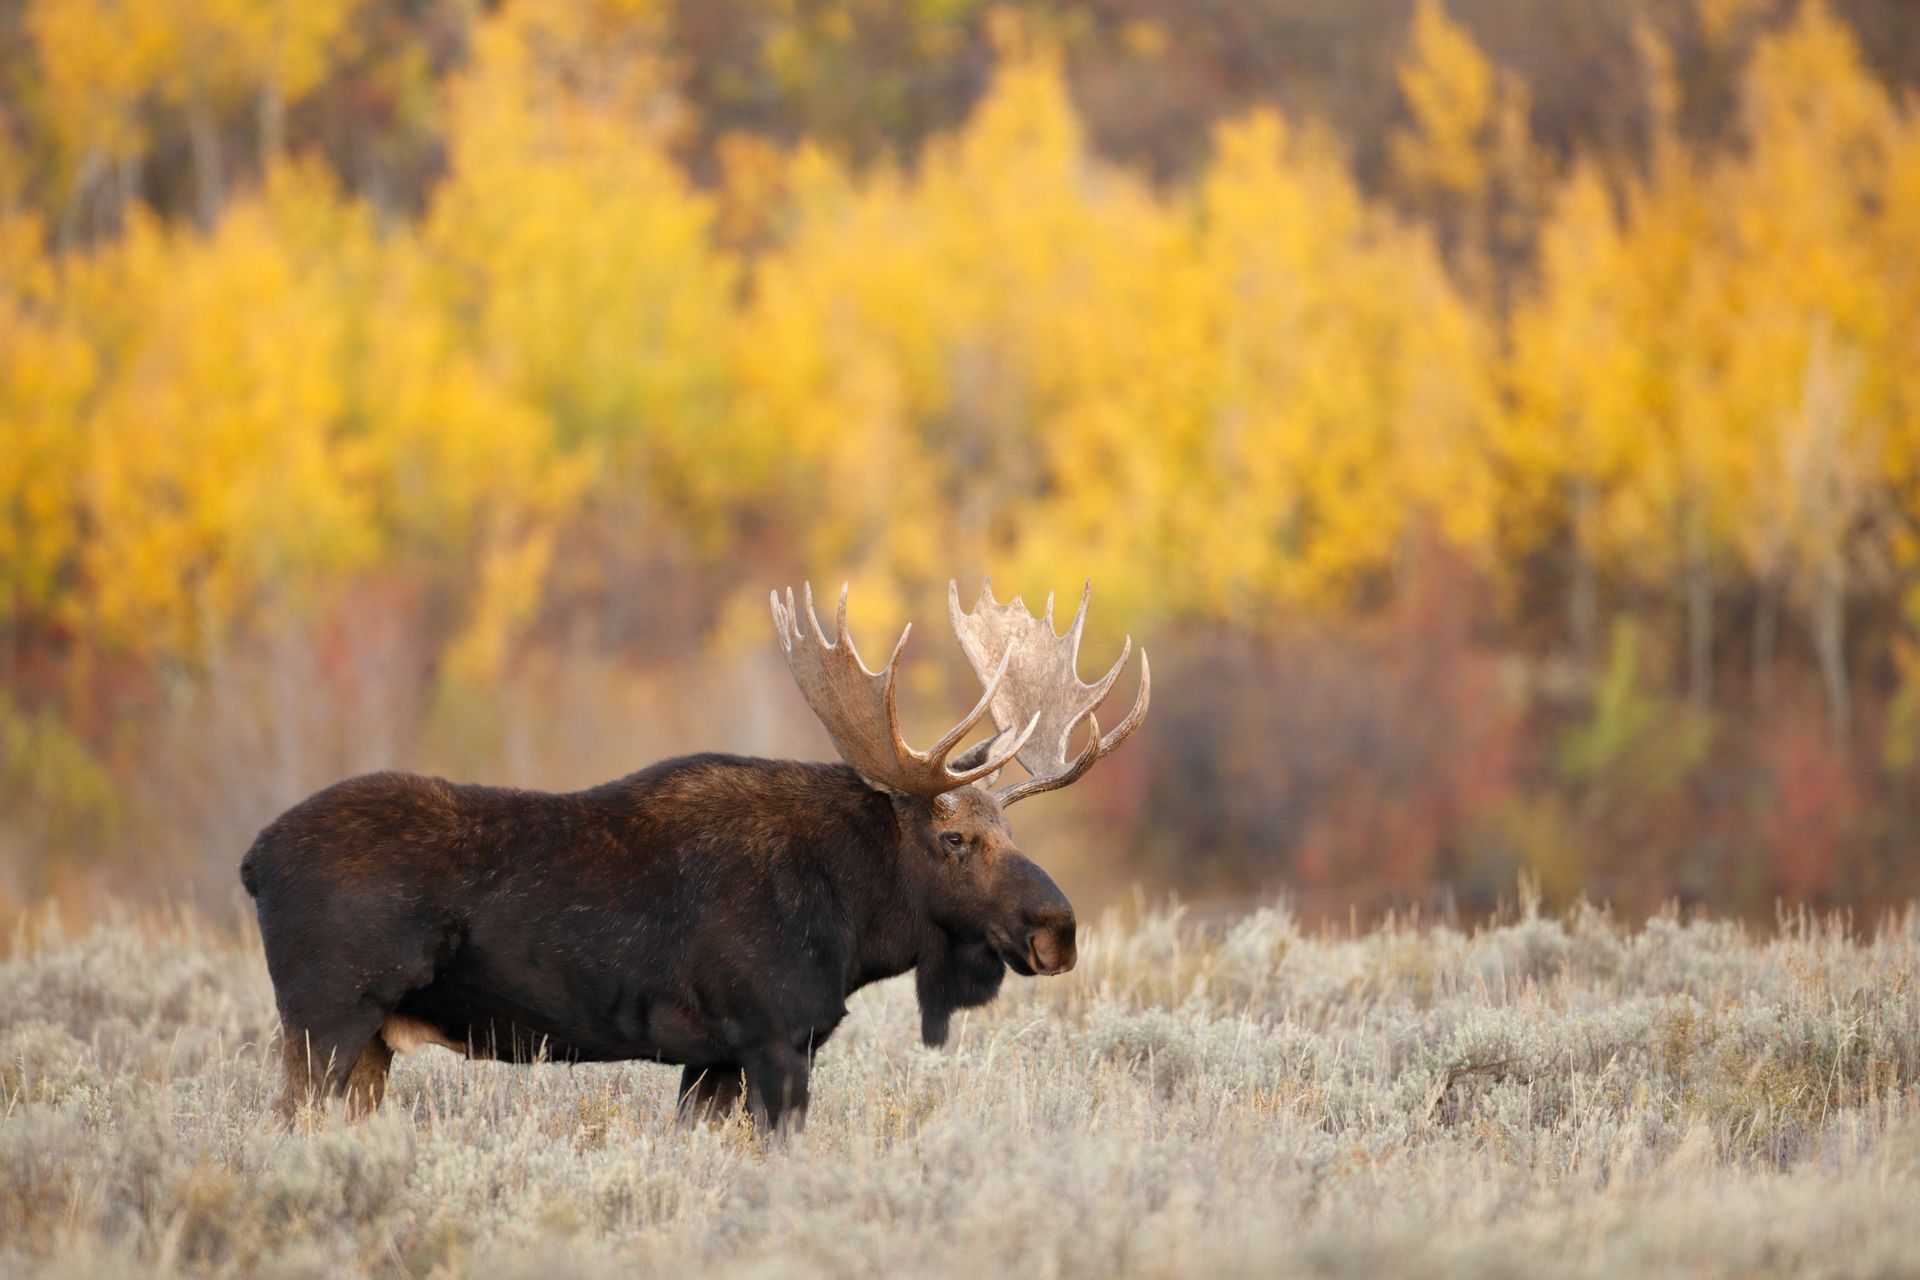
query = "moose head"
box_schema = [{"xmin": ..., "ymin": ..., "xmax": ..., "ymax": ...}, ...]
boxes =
[{"xmin": 771, "ymin": 580, "xmax": 1150, "ymax": 1041}]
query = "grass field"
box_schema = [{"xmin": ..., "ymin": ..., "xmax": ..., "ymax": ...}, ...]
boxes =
[{"xmin": 3, "ymin": 898, "xmax": 1918, "ymax": 1278}]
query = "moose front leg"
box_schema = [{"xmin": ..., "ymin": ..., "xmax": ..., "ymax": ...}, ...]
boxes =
[
  {"xmin": 742, "ymin": 1042, "xmax": 811, "ymax": 1136},
  {"xmin": 677, "ymin": 1063, "xmax": 745, "ymax": 1125}
]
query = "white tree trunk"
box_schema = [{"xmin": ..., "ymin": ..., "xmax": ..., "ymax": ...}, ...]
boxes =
[
  {"xmin": 1811, "ymin": 557, "xmax": 1849, "ymax": 745},
  {"xmin": 188, "ymin": 92, "xmax": 224, "ymax": 229},
  {"xmin": 1569, "ymin": 479, "xmax": 1597, "ymax": 668},
  {"xmin": 1686, "ymin": 519, "xmax": 1713, "ymax": 710}
]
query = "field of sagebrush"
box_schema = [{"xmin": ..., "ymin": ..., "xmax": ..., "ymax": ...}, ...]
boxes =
[{"xmin": 2, "ymin": 900, "xmax": 1918, "ymax": 1279}]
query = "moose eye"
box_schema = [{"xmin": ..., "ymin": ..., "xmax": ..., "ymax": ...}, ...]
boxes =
[{"xmin": 940, "ymin": 831, "xmax": 967, "ymax": 854}]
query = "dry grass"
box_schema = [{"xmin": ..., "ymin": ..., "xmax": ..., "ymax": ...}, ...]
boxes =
[{"xmin": 3, "ymin": 898, "xmax": 1919, "ymax": 1278}]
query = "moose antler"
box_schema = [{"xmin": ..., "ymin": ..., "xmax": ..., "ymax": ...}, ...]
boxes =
[
  {"xmin": 772, "ymin": 583, "xmax": 1037, "ymax": 802},
  {"xmin": 947, "ymin": 580, "xmax": 1151, "ymax": 806}
]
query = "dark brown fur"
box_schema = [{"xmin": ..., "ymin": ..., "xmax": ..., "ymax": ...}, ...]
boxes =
[{"xmin": 240, "ymin": 754, "xmax": 1075, "ymax": 1132}]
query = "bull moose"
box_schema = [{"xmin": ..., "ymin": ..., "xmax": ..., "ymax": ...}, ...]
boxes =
[{"xmin": 241, "ymin": 580, "xmax": 1149, "ymax": 1132}]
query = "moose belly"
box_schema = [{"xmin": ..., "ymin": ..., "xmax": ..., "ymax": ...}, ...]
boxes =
[
  {"xmin": 380, "ymin": 1013, "xmax": 466, "ymax": 1056},
  {"xmin": 386, "ymin": 962, "xmax": 711, "ymax": 1065}
]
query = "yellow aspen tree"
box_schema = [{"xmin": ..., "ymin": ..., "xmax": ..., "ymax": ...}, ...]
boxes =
[
  {"xmin": 1879, "ymin": 106, "xmax": 1920, "ymax": 638},
  {"xmin": 1391, "ymin": 0, "xmax": 1496, "ymax": 204},
  {"xmin": 1616, "ymin": 24, "xmax": 1734, "ymax": 709},
  {"xmin": 1389, "ymin": 0, "xmax": 1542, "ymax": 292},
  {"xmin": 1200, "ymin": 110, "xmax": 1496, "ymax": 612},
  {"xmin": 1715, "ymin": 2, "xmax": 1898, "ymax": 739},
  {"xmin": 425, "ymin": 0, "xmax": 742, "ymax": 544},
  {"xmin": 0, "ymin": 214, "xmax": 95, "ymax": 645},
  {"xmin": 1502, "ymin": 163, "xmax": 1642, "ymax": 662},
  {"xmin": 735, "ymin": 44, "xmax": 1185, "ymax": 626},
  {"xmin": 24, "ymin": 0, "xmax": 176, "ymax": 237},
  {"xmin": 80, "ymin": 166, "xmax": 381, "ymax": 661}
]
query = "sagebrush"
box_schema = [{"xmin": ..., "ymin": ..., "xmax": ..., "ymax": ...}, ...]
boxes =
[{"xmin": 3, "ymin": 900, "xmax": 1918, "ymax": 1278}]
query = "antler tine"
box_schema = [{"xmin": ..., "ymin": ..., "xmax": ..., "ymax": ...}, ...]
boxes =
[
  {"xmin": 1086, "ymin": 633, "xmax": 1131, "ymax": 708},
  {"xmin": 804, "ymin": 581, "xmax": 825, "ymax": 645},
  {"xmin": 995, "ymin": 711, "xmax": 1101, "ymax": 806},
  {"xmin": 771, "ymin": 581, "xmax": 1034, "ymax": 801},
  {"xmin": 1094, "ymin": 650, "xmax": 1150, "ymax": 757},
  {"xmin": 771, "ymin": 586, "xmax": 798, "ymax": 650},
  {"xmin": 946, "ymin": 578, "xmax": 1152, "ymax": 806},
  {"xmin": 1063, "ymin": 581, "xmax": 1090, "ymax": 650}
]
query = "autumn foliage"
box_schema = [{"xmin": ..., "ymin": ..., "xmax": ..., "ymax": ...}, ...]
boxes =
[{"xmin": 2, "ymin": 0, "xmax": 1919, "ymax": 918}]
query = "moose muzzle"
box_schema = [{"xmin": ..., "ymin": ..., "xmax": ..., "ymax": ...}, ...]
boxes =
[{"xmin": 1024, "ymin": 906, "xmax": 1078, "ymax": 975}]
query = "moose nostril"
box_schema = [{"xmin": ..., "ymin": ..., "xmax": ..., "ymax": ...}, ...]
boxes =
[{"xmin": 1027, "ymin": 927, "xmax": 1077, "ymax": 975}]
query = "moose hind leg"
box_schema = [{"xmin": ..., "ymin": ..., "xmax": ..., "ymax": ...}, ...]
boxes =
[
  {"xmin": 275, "ymin": 1004, "xmax": 389, "ymax": 1121},
  {"xmin": 677, "ymin": 1063, "xmax": 746, "ymax": 1126},
  {"xmin": 258, "ymin": 900, "xmax": 451, "ymax": 1122},
  {"xmin": 342, "ymin": 1033, "xmax": 394, "ymax": 1119}
]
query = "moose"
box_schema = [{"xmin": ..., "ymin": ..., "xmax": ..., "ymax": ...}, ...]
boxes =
[{"xmin": 241, "ymin": 580, "xmax": 1149, "ymax": 1132}]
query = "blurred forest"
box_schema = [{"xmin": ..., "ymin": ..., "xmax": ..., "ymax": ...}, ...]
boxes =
[{"xmin": 4, "ymin": 0, "xmax": 1920, "ymax": 921}]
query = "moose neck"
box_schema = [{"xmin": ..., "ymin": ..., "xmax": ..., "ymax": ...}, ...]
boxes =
[
  {"xmin": 807, "ymin": 770, "xmax": 1000, "ymax": 1042},
  {"xmin": 813, "ymin": 768, "xmax": 929, "ymax": 990}
]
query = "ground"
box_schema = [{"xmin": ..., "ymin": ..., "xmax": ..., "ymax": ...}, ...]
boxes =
[{"xmin": 2, "ymin": 899, "xmax": 1918, "ymax": 1278}]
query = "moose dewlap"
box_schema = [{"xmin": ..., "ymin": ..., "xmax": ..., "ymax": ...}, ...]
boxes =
[{"xmin": 240, "ymin": 580, "xmax": 1148, "ymax": 1133}]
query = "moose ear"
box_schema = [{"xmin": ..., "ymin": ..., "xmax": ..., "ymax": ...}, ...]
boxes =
[
  {"xmin": 948, "ymin": 739, "xmax": 1002, "ymax": 789},
  {"xmin": 949, "ymin": 726, "xmax": 1025, "ymax": 790}
]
